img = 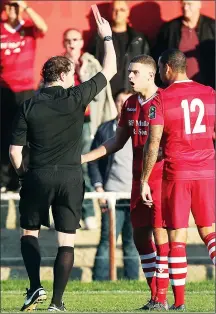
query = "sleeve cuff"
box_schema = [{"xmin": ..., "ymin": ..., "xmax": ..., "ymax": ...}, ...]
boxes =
[
  {"xmin": 10, "ymin": 141, "xmax": 26, "ymax": 146},
  {"xmin": 94, "ymin": 182, "xmax": 103, "ymax": 188},
  {"xmin": 92, "ymin": 72, "xmax": 107, "ymax": 90}
]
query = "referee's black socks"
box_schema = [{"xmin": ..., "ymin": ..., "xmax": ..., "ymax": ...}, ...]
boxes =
[
  {"xmin": 51, "ymin": 246, "xmax": 74, "ymax": 307},
  {"xmin": 21, "ymin": 235, "xmax": 41, "ymax": 291}
]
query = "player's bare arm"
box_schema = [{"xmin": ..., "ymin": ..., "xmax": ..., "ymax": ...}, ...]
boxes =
[
  {"xmin": 140, "ymin": 124, "xmax": 163, "ymax": 205},
  {"xmin": 82, "ymin": 126, "xmax": 130, "ymax": 164},
  {"xmin": 9, "ymin": 145, "xmax": 26, "ymax": 177}
]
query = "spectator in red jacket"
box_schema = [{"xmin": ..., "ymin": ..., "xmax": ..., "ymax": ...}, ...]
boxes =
[{"xmin": 1, "ymin": 0, "xmax": 47, "ymax": 191}]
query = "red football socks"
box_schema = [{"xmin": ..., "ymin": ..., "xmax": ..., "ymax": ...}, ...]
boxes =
[
  {"xmin": 140, "ymin": 240, "xmax": 157, "ymax": 300},
  {"xmin": 155, "ymin": 242, "xmax": 169, "ymax": 304},
  {"xmin": 203, "ymin": 232, "xmax": 216, "ymax": 265},
  {"xmin": 168, "ymin": 242, "xmax": 187, "ymax": 307}
]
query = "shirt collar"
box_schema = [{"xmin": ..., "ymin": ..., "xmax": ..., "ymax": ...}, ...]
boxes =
[
  {"xmin": 40, "ymin": 86, "xmax": 65, "ymax": 95},
  {"xmin": 138, "ymin": 91, "xmax": 158, "ymax": 106},
  {"xmin": 173, "ymin": 80, "xmax": 193, "ymax": 84}
]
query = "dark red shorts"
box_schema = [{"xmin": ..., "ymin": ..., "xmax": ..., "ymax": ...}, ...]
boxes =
[{"xmin": 130, "ymin": 179, "xmax": 163, "ymax": 228}]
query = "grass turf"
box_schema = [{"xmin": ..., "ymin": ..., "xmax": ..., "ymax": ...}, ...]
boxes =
[{"xmin": 1, "ymin": 280, "xmax": 215, "ymax": 313}]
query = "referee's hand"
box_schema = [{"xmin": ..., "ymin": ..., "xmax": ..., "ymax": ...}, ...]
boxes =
[{"xmin": 96, "ymin": 17, "xmax": 112, "ymax": 40}]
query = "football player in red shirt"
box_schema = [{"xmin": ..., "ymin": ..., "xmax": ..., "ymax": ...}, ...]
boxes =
[
  {"xmin": 82, "ymin": 55, "xmax": 169, "ymax": 310},
  {"xmin": 141, "ymin": 49, "xmax": 215, "ymax": 311}
]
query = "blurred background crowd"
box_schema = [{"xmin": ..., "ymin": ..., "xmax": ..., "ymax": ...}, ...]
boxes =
[{"xmin": 0, "ymin": 0, "xmax": 215, "ymax": 280}]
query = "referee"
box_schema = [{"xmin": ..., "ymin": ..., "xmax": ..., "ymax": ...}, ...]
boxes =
[{"xmin": 9, "ymin": 15, "xmax": 117, "ymax": 312}]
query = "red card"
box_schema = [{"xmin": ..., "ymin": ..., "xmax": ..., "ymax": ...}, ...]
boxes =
[{"xmin": 91, "ymin": 4, "xmax": 102, "ymax": 23}]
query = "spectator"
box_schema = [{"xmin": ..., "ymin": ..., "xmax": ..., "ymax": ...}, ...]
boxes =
[
  {"xmin": 153, "ymin": 0, "xmax": 215, "ymax": 87},
  {"xmin": 88, "ymin": 0, "xmax": 150, "ymax": 96},
  {"xmin": 63, "ymin": 28, "xmax": 117, "ymax": 230},
  {"xmin": 1, "ymin": 0, "xmax": 47, "ymax": 191},
  {"xmin": 88, "ymin": 89, "xmax": 139, "ymax": 281}
]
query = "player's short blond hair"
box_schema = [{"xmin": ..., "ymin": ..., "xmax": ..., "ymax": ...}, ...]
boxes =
[{"xmin": 130, "ymin": 55, "xmax": 157, "ymax": 74}]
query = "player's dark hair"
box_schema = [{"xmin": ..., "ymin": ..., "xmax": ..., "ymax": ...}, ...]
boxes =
[
  {"xmin": 41, "ymin": 56, "xmax": 73, "ymax": 84},
  {"xmin": 160, "ymin": 49, "xmax": 187, "ymax": 73},
  {"xmin": 130, "ymin": 55, "xmax": 157, "ymax": 73},
  {"xmin": 114, "ymin": 88, "xmax": 131, "ymax": 102}
]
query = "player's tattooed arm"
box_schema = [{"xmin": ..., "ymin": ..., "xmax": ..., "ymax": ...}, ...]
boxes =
[{"xmin": 141, "ymin": 124, "xmax": 163, "ymax": 183}]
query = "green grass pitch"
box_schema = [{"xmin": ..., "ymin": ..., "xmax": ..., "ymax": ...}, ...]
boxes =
[{"xmin": 1, "ymin": 280, "xmax": 215, "ymax": 313}]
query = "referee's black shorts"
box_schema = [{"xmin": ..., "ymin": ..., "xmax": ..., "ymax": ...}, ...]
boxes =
[{"xmin": 19, "ymin": 165, "xmax": 84, "ymax": 233}]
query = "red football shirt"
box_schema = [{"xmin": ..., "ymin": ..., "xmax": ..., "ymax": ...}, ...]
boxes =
[
  {"xmin": 0, "ymin": 21, "xmax": 38, "ymax": 92},
  {"xmin": 118, "ymin": 91, "xmax": 163, "ymax": 182},
  {"xmin": 151, "ymin": 80, "xmax": 215, "ymax": 180}
]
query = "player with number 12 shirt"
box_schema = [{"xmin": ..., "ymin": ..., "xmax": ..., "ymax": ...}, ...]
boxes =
[
  {"xmin": 140, "ymin": 49, "xmax": 215, "ymax": 311},
  {"xmin": 150, "ymin": 54, "xmax": 215, "ymax": 229}
]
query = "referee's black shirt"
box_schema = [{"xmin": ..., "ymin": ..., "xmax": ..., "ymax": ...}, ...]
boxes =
[{"xmin": 11, "ymin": 72, "xmax": 107, "ymax": 168}]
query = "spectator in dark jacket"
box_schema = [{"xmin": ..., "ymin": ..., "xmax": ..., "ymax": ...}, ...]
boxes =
[
  {"xmin": 88, "ymin": 1, "xmax": 150, "ymax": 96},
  {"xmin": 153, "ymin": 0, "xmax": 215, "ymax": 88},
  {"xmin": 88, "ymin": 89, "xmax": 139, "ymax": 281}
]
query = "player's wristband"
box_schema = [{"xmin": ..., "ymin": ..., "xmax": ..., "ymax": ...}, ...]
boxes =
[
  {"xmin": 103, "ymin": 36, "xmax": 113, "ymax": 41},
  {"xmin": 94, "ymin": 182, "xmax": 103, "ymax": 188}
]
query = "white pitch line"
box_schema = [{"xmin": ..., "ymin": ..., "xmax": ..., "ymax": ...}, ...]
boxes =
[{"xmin": 1, "ymin": 290, "xmax": 214, "ymax": 295}]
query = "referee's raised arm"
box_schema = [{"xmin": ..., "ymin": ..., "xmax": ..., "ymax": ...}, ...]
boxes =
[
  {"xmin": 96, "ymin": 17, "xmax": 117, "ymax": 82},
  {"xmin": 73, "ymin": 16, "xmax": 117, "ymax": 108}
]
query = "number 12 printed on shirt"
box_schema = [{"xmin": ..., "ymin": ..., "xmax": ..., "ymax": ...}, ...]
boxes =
[{"xmin": 181, "ymin": 99, "xmax": 206, "ymax": 135}]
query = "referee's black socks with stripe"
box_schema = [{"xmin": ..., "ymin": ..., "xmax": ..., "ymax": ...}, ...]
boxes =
[
  {"xmin": 21, "ymin": 235, "xmax": 41, "ymax": 291},
  {"xmin": 51, "ymin": 246, "xmax": 74, "ymax": 307}
]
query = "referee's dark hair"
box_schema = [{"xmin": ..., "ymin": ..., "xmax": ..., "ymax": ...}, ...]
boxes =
[
  {"xmin": 160, "ymin": 49, "xmax": 187, "ymax": 73},
  {"xmin": 41, "ymin": 56, "xmax": 74, "ymax": 84}
]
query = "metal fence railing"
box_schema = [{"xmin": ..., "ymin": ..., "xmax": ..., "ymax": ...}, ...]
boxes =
[{"xmin": 1, "ymin": 192, "xmax": 213, "ymax": 280}]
